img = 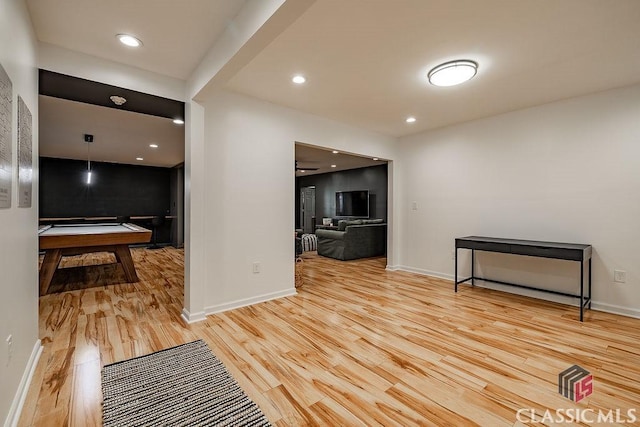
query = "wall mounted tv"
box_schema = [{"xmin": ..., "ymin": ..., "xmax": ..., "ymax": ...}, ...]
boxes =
[{"xmin": 335, "ymin": 190, "xmax": 369, "ymax": 218}]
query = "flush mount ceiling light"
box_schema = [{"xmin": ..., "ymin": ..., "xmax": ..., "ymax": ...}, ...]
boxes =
[
  {"xmin": 428, "ymin": 60, "xmax": 478, "ymax": 87},
  {"xmin": 149, "ymin": 144, "xmax": 158, "ymax": 148},
  {"xmin": 110, "ymin": 95, "xmax": 127, "ymax": 106},
  {"xmin": 136, "ymin": 157, "xmax": 144, "ymax": 161},
  {"xmin": 331, "ymin": 164, "xmax": 337, "ymax": 168},
  {"xmin": 405, "ymin": 116, "xmax": 416, "ymax": 123},
  {"xmin": 332, "ymin": 150, "xmax": 339, "ymax": 154},
  {"xmin": 373, "ymin": 157, "xmax": 379, "ymax": 161},
  {"xmin": 292, "ymin": 75, "xmax": 306, "ymax": 84},
  {"xmin": 117, "ymin": 34, "xmax": 143, "ymax": 47},
  {"xmin": 173, "ymin": 118, "xmax": 184, "ymax": 125}
]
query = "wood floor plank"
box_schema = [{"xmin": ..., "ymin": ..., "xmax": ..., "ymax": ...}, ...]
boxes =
[
  {"xmin": 21, "ymin": 248, "xmax": 640, "ymax": 426},
  {"xmin": 68, "ymin": 359, "xmax": 102, "ymax": 427}
]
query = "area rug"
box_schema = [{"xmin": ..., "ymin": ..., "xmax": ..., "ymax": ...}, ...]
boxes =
[{"xmin": 102, "ymin": 340, "xmax": 271, "ymax": 426}]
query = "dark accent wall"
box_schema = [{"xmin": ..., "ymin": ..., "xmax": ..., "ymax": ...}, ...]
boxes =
[
  {"xmin": 169, "ymin": 164, "xmax": 185, "ymax": 248},
  {"xmin": 40, "ymin": 157, "xmax": 171, "ymax": 218},
  {"xmin": 295, "ymin": 164, "xmax": 388, "ymax": 227}
]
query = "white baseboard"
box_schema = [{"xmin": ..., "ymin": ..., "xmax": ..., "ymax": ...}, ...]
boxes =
[
  {"xmin": 394, "ymin": 265, "xmax": 453, "ymax": 281},
  {"xmin": 392, "ymin": 265, "xmax": 640, "ymax": 319},
  {"xmin": 5, "ymin": 340, "xmax": 42, "ymax": 427},
  {"xmin": 590, "ymin": 302, "xmax": 640, "ymax": 319},
  {"xmin": 205, "ymin": 288, "xmax": 297, "ymax": 315},
  {"xmin": 180, "ymin": 308, "xmax": 207, "ymax": 324}
]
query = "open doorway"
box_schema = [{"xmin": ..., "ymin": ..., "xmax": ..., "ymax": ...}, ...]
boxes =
[{"xmin": 294, "ymin": 142, "xmax": 390, "ymax": 261}]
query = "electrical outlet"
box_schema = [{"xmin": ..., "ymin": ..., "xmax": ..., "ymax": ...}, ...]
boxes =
[
  {"xmin": 252, "ymin": 262, "xmax": 260, "ymax": 274},
  {"xmin": 614, "ymin": 269, "xmax": 626, "ymax": 283},
  {"xmin": 6, "ymin": 334, "xmax": 12, "ymax": 365}
]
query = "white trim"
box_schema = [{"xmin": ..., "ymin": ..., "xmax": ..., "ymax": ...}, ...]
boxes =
[
  {"xmin": 394, "ymin": 265, "xmax": 640, "ymax": 319},
  {"xmin": 394, "ymin": 265, "xmax": 453, "ymax": 281},
  {"xmin": 205, "ymin": 288, "xmax": 297, "ymax": 315},
  {"xmin": 590, "ymin": 302, "xmax": 640, "ymax": 319},
  {"xmin": 385, "ymin": 264, "xmax": 400, "ymax": 271},
  {"xmin": 5, "ymin": 340, "xmax": 42, "ymax": 427},
  {"xmin": 180, "ymin": 308, "xmax": 207, "ymax": 324}
]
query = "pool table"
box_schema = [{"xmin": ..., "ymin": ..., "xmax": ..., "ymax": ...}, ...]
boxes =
[{"xmin": 38, "ymin": 223, "xmax": 152, "ymax": 295}]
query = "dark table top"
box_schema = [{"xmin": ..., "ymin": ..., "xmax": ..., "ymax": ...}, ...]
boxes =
[{"xmin": 456, "ymin": 236, "xmax": 591, "ymax": 250}]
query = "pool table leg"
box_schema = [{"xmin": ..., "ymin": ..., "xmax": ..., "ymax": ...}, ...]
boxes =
[
  {"xmin": 39, "ymin": 249, "xmax": 62, "ymax": 295},
  {"xmin": 114, "ymin": 245, "xmax": 139, "ymax": 283}
]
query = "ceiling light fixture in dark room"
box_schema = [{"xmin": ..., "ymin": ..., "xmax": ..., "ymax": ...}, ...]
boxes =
[{"xmin": 84, "ymin": 133, "xmax": 93, "ymax": 185}]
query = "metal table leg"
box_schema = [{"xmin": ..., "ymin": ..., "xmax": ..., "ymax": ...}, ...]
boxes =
[{"xmin": 455, "ymin": 247, "xmax": 458, "ymax": 292}]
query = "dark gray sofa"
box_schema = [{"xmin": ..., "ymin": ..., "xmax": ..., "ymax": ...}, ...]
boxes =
[{"xmin": 316, "ymin": 220, "xmax": 386, "ymax": 260}]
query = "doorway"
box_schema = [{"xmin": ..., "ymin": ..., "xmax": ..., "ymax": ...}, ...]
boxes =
[{"xmin": 300, "ymin": 186, "xmax": 316, "ymax": 234}]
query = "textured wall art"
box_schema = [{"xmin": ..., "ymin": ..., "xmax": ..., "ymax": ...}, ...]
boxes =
[
  {"xmin": 17, "ymin": 95, "xmax": 32, "ymax": 208},
  {"xmin": 0, "ymin": 63, "xmax": 12, "ymax": 208}
]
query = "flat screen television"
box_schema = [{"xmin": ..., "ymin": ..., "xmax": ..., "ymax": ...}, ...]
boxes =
[{"xmin": 335, "ymin": 190, "xmax": 369, "ymax": 218}]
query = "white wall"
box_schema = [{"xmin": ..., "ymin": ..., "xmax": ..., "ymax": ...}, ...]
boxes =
[
  {"xmin": 398, "ymin": 84, "xmax": 640, "ymax": 317},
  {"xmin": 188, "ymin": 90, "xmax": 397, "ymax": 315},
  {"xmin": 0, "ymin": 0, "xmax": 40, "ymax": 424}
]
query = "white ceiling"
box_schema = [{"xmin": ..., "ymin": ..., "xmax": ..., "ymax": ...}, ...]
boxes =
[
  {"xmin": 227, "ymin": 0, "xmax": 640, "ymax": 136},
  {"xmin": 27, "ymin": 0, "xmax": 640, "ymax": 164},
  {"xmin": 39, "ymin": 96, "xmax": 185, "ymax": 168},
  {"xmin": 26, "ymin": 0, "xmax": 247, "ymax": 80},
  {"xmin": 295, "ymin": 143, "xmax": 385, "ymax": 177}
]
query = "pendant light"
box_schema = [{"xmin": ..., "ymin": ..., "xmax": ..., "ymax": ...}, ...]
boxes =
[{"xmin": 84, "ymin": 134, "xmax": 93, "ymax": 185}]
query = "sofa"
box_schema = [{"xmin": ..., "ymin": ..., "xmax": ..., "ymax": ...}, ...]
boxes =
[{"xmin": 316, "ymin": 219, "xmax": 386, "ymax": 261}]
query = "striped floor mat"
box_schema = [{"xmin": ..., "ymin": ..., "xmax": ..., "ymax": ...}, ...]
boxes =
[{"xmin": 102, "ymin": 340, "xmax": 271, "ymax": 426}]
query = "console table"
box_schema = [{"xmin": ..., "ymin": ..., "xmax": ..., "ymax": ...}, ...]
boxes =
[{"xmin": 455, "ymin": 236, "xmax": 592, "ymax": 321}]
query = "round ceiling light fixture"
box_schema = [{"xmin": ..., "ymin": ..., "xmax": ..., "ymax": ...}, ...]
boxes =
[
  {"xmin": 173, "ymin": 118, "xmax": 185, "ymax": 125},
  {"xmin": 405, "ymin": 116, "xmax": 416, "ymax": 123},
  {"xmin": 117, "ymin": 34, "xmax": 143, "ymax": 47},
  {"xmin": 428, "ymin": 60, "xmax": 478, "ymax": 87}
]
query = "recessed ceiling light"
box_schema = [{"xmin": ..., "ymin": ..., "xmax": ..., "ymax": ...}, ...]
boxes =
[
  {"xmin": 300, "ymin": 170, "xmax": 306, "ymax": 173},
  {"xmin": 373, "ymin": 158, "xmax": 379, "ymax": 161},
  {"xmin": 331, "ymin": 164, "xmax": 337, "ymax": 168},
  {"xmin": 405, "ymin": 116, "xmax": 417, "ymax": 123},
  {"xmin": 149, "ymin": 144, "xmax": 158, "ymax": 148},
  {"xmin": 116, "ymin": 34, "xmax": 143, "ymax": 48},
  {"xmin": 332, "ymin": 150, "xmax": 339, "ymax": 154},
  {"xmin": 173, "ymin": 118, "xmax": 184, "ymax": 125},
  {"xmin": 428, "ymin": 60, "xmax": 478, "ymax": 87},
  {"xmin": 136, "ymin": 157, "xmax": 144, "ymax": 161},
  {"xmin": 292, "ymin": 75, "xmax": 306, "ymax": 84}
]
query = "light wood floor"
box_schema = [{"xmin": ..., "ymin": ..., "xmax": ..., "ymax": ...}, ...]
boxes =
[{"xmin": 20, "ymin": 248, "xmax": 640, "ymax": 426}]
